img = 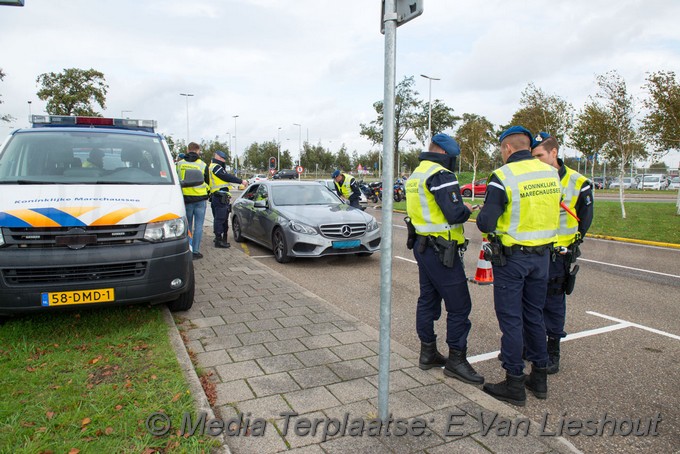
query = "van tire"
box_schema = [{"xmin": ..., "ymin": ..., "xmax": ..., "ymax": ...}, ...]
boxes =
[{"xmin": 167, "ymin": 262, "xmax": 195, "ymax": 312}]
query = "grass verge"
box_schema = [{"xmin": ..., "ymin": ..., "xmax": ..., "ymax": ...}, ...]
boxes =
[
  {"xmin": 0, "ymin": 306, "xmax": 219, "ymax": 453},
  {"xmin": 392, "ymin": 200, "xmax": 680, "ymax": 245}
]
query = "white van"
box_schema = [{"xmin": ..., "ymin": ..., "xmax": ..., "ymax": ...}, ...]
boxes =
[{"xmin": 0, "ymin": 115, "xmax": 202, "ymax": 315}]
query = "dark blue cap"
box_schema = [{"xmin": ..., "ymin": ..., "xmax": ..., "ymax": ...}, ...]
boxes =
[
  {"xmin": 431, "ymin": 133, "xmax": 460, "ymax": 156},
  {"xmin": 214, "ymin": 150, "xmax": 227, "ymax": 159},
  {"xmin": 531, "ymin": 132, "xmax": 552, "ymax": 149},
  {"xmin": 499, "ymin": 126, "xmax": 533, "ymax": 144},
  {"xmin": 331, "ymin": 169, "xmax": 341, "ymax": 178}
]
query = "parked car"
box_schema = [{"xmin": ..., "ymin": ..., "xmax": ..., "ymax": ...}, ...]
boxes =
[
  {"xmin": 608, "ymin": 177, "xmax": 634, "ymax": 189},
  {"xmin": 592, "ymin": 177, "xmax": 606, "ymax": 190},
  {"xmin": 316, "ymin": 179, "xmax": 368, "ymax": 207},
  {"xmin": 231, "ymin": 181, "xmax": 381, "ymax": 263},
  {"xmin": 637, "ymin": 175, "xmax": 667, "ymax": 190},
  {"xmin": 248, "ymin": 174, "xmax": 268, "ymax": 185},
  {"xmin": 667, "ymin": 176, "xmax": 680, "ymax": 190},
  {"xmin": 460, "ymin": 179, "xmax": 487, "ymax": 197},
  {"xmin": 272, "ymin": 169, "xmax": 298, "ymax": 180}
]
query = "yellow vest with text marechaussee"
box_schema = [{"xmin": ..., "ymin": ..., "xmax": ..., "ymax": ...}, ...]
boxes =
[
  {"xmin": 556, "ymin": 165, "xmax": 588, "ymax": 247},
  {"xmin": 208, "ymin": 162, "xmax": 232, "ymax": 193},
  {"xmin": 177, "ymin": 158, "xmax": 208, "ymax": 197},
  {"xmin": 335, "ymin": 173, "xmax": 354, "ymax": 198},
  {"xmin": 491, "ymin": 158, "xmax": 560, "ymax": 247},
  {"xmin": 406, "ymin": 160, "xmax": 465, "ymax": 244}
]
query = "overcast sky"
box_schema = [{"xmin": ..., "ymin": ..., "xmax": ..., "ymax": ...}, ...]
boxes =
[{"xmin": 1, "ymin": 0, "xmax": 679, "ymax": 168}]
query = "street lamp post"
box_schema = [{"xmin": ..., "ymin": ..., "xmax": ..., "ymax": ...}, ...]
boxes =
[
  {"xmin": 293, "ymin": 123, "xmax": 302, "ymax": 180},
  {"xmin": 420, "ymin": 74, "xmax": 440, "ymax": 144},
  {"xmin": 277, "ymin": 126, "xmax": 282, "ymax": 171},
  {"xmin": 27, "ymin": 100, "xmax": 32, "ymax": 118},
  {"xmin": 179, "ymin": 93, "xmax": 194, "ymax": 142},
  {"xmin": 232, "ymin": 115, "xmax": 239, "ymax": 175}
]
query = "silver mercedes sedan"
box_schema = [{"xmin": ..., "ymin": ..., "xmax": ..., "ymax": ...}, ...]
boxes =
[{"xmin": 231, "ymin": 181, "xmax": 381, "ymax": 263}]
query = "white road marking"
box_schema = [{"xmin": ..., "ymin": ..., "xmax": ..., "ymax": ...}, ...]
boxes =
[
  {"xmin": 587, "ymin": 311, "xmax": 680, "ymax": 341},
  {"xmin": 250, "ymin": 255, "xmax": 275, "ymax": 259},
  {"xmin": 578, "ymin": 258, "xmax": 680, "ymax": 279}
]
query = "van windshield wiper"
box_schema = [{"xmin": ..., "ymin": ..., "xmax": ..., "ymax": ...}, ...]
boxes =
[{"xmin": 1, "ymin": 180, "xmax": 57, "ymax": 184}]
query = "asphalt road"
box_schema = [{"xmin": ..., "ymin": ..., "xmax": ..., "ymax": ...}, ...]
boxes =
[{"xmin": 224, "ymin": 204, "xmax": 680, "ymax": 454}]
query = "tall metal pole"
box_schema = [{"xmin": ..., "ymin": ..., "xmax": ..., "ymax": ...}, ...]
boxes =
[
  {"xmin": 27, "ymin": 100, "xmax": 32, "ymax": 117},
  {"xmin": 420, "ymin": 74, "xmax": 440, "ymax": 143},
  {"xmin": 233, "ymin": 115, "xmax": 239, "ymax": 175},
  {"xmin": 378, "ymin": 0, "xmax": 397, "ymax": 421},
  {"xmin": 179, "ymin": 93, "xmax": 194, "ymax": 142},
  {"xmin": 277, "ymin": 127, "xmax": 282, "ymax": 171},
  {"xmin": 293, "ymin": 123, "xmax": 302, "ymax": 180}
]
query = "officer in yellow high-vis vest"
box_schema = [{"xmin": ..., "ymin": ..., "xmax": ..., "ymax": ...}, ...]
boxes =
[
  {"xmin": 476, "ymin": 126, "xmax": 561, "ymax": 406},
  {"xmin": 208, "ymin": 150, "xmax": 248, "ymax": 249},
  {"xmin": 331, "ymin": 169, "xmax": 362, "ymax": 209},
  {"xmin": 531, "ymin": 132, "xmax": 593, "ymax": 374},
  {"xmin": 405, "ymin": 133, "xmax": 484, "ymax": 386},
  {"xmin": 176, "ymin": 142, "xmax": 209, "ymax": 259}
]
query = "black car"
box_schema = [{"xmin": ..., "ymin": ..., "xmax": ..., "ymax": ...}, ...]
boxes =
[{"xmin": 272, "ymin": 169, "xmax": 298, "ymax": 179}]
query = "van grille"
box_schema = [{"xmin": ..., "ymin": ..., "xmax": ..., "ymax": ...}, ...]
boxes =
[
  {"xmin": 319, "ymin": 223, "xmax": 366, "ymax": 239},
  {"xmin": 1, "ymin": 225, "xmax": 144, "ymax": 249},
  {"xmin": 2, "ymin": 262, "xmax": 147, "ymax": 286}
]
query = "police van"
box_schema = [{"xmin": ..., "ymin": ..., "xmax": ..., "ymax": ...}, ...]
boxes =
[{"xmin": 0, "ymin": 115, "xmax": 203, "ymax": 315}]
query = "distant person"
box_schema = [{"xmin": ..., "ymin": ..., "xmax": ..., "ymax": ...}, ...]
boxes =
[
  {"xmin": 83, "ymin": 149, "xmax": 104, "ymax": 168},
  {"xmin": 531, "ymin": 132, "xmax": 593, "ymax": 374},
  {"xmin": 208, "ymin": 150, "xmax": 247, "ymax": 248},
  {"xmin": 176, "ymin": 142, "xmax": 209, "ymax": 259},
  {"xmin": 331, "ymin": 169, "xmax": 361, "ymax": 208}
]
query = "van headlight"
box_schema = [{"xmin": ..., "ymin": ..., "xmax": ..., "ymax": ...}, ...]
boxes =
[
  {"xmin": 289, "ymin": 220, "xmax": 317, "ymax": 235},
  {"xmin": 144, "ymin": 218, "xmax": 186, "ymax": 242},
  {"xmin": 0, "ymin": 230, "xmax": 4, "ymax": 247},
  {"xmin": 366, "ymin": 218, "xmax": 380, "ymax": 232}
]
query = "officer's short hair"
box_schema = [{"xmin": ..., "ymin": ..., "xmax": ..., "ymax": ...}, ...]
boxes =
[
  {"xmin": 503, "ymin": 133, "xmax": 531, "ymax": 150},
  {"xmin": 187, "ymin": 142, "xmax": 200, "ymax": 152},
  {"xmin": 537, "ymin": 137, "xmax": 559, "ymax": 152}
]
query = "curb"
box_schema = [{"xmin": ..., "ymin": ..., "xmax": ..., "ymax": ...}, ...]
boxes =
[{"xmin": 162, "ymin": 308, "xmax": 232, "ymax": 454}]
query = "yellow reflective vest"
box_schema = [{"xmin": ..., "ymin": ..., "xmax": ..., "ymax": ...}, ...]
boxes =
[
  {"xmin": 406, "ymin": 160, "xmax": 465, "ymax": 244},
  {"xmin": 334, "ymin": 173, "xmax": 355, "ymax": 198},
  {"xmin": 491, "ymin": 158, "xmax": 560, "ymax": 247},
  {"xmin": 556, "ymin": 165, "xmax": 588, "ymax": 247},
  {"xmin": 208, "ymin": 162, "xmax": 232, "ymax": 193},
  {"xmin": 177, "ymin": 158, "xmax": 208, "ymax": 198}
]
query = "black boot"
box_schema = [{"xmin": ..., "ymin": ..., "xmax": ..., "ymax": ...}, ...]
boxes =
[
  {"xmin": 525, "ymin": 365, "xmax": 548, "ymax": 399},
  {"xmin": 418, "ymin": 341, "xmax": 446, "ymax": 370},
  {"xmin": 214, "ymin": 234, "xmax": 231, "ymax": 248},
  {"xmin": 546, "ymin": 337, "xmax": 560, "ymax": 374},
  {"xmin": 483, "ymin": 373, "xmax": 526, "ymax": 406},
  {"xmin": 444, "ymin": 349, "xmax": 484, "ymax": 385}
]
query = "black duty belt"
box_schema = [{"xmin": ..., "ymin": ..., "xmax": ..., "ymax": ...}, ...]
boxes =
[{"xmin": 503, "ymin": 244, "xmax": 551, "ymax": 255}]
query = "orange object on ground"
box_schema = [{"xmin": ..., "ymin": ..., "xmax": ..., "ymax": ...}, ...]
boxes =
[{"xmin": 468, "ymin": 238, "xmax": 494, "ymax": 285}]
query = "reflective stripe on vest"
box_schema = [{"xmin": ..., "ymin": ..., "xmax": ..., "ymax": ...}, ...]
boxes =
[
  {"xmin": 492, "ymin": 159, "xmax": 560, "ymax": 247},
  {"xmin": 335, "ymin": 174, "xmax": 354, "ymax": 198},
  {"xmin": 208, "ymin": 162, "xmax": 231, "ymax": 192},
  {"xmin": 556, "ymin": 165, "xmax": 588, "ymax": 247},
  {"xmin": 177, "ymin": 159, "xmax": 208, "ymax": 197},
  {"xmin": 405, "ymin": 160, "xmax": 464, "ymax": 242}
]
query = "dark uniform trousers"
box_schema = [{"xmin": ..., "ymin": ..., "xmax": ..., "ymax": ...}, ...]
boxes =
[
  {"xmin": 211, "ymin": 193, "xmax": 230, "ymax": 236},
  {"xmin": 494, "ymin": 250, "xmax": 550, "ymax": 375},
  {"xmin": 414, "ymin": 237, "xmax": 472, "ymax": 351},
  {"xmin": 543, "ymin": 253, "xmax": 569, "ymax": 339},
  {"xmin": 348, "ymin": 196, "xmax": 361, "ymax": 209}
]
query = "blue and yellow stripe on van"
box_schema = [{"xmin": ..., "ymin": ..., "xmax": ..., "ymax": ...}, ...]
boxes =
[{"xmin": 0, "ymin": 207, "xmax": 180, "ymax": 228}]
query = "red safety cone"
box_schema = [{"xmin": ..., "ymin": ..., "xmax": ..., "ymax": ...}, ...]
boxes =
[{"xmin": 468, "ymin": 238, "xmax": 494, "ymax": 285}]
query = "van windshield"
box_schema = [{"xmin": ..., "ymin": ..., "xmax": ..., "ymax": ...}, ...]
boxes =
[{"xmin": 0, "ymin": 130, "xmax": 174, "ymax": 185}]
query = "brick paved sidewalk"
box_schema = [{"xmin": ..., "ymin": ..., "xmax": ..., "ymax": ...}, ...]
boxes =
[{"xmin": 172, "ymin": 231, "xmax": 580, "ymax": 454}]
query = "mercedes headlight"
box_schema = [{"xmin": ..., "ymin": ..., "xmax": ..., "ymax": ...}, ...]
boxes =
[
  {"xmin": 144, "ymin": 218, "xmax": 187, "ymax": 242},
  {"xmin": 366, "ymin": 218, "xmax": 380, "ymax": 232},
  {"xmin": 289, "ymin": 220, "xmax": 318, "ymax": 235}
]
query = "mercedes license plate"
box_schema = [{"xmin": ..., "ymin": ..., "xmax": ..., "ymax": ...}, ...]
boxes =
[{"xmin": 332, "ymin": 239, "xmax": 361, "ymax": 249}]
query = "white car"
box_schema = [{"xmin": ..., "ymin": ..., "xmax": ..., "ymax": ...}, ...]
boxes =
[
  {"xmin": 248, "ymin": 174, "xmax": 268, "ymax": 185},
  {"xmin": 637, "ymin": 175, "xmax": 667, "ymax": 190},
  {"xmin": 609, "ymin": 177, "xmax": 634, "ymax": 189},
  {"xmin": 667, "ymin": 176, "xmax": 680, "ymax": 190}
]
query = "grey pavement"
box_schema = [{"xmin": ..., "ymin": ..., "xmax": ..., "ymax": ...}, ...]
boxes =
[{"xmin": 171, "ymin": 228, "xmax": 581, "ymax": 454}]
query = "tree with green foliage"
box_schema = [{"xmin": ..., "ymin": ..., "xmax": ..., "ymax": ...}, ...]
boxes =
[
  {"xmin": 333, "ymin": 146, "xmax": 352, "ymax": 172},
  {"xmin": 508, "ymin": 83, "xmax": 574, "ymax": 145},
  {"xmin": 455, "ymin": 113, "xmax": 496, "ymax": 201},
  {"xmin": 242, "ymin": 141, "xmax": 279, "ymax": 172},
  {"xmin": 413, "ymin": 98, "xmax": 460, "ymax": 145},
  {"xmin": 0, "ymin": 68, "xmax": 14, "ymax": 123},
  {"xmin": 36, "ymin": 68, "xmax": 108, "ymax": 116}
]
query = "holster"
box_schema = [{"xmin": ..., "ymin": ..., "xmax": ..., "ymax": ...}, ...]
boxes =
[
  {"xmin": 431, "ymin": 236, "xmax": 458, "ymax": 268},
  {"xmin": 569, "ymin": 241, "xmax": 582, "ymax": 264},
  {"xmin": 404, "ymin": 217, "xmax": 417, "ymax": 250},
  {"xmin": 483, "ymin": 235, "xmax": 506, "ymax": 267},
  {"xmin": 565, "ymin": 264, "xmax": 579, "ymax": 295}
]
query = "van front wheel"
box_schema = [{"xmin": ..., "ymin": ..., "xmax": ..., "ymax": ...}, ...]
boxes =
[{"xmin": 167, "ymin": 262, "xmax": 195, "ymax": 312}]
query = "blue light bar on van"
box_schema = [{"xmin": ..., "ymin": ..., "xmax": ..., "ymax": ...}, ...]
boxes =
[{"xmin": 30, "ymin": 115, "xmax": 157, "ymax": 132}]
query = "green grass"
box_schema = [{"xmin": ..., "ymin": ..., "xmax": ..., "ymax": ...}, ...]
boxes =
[
  {"xmin": 0, "ymin": 306, "xmax": 218, "ymax": 453},
  {"xmin": 392, "ymin": 200, "xmax": 680, "ymax": 244}
]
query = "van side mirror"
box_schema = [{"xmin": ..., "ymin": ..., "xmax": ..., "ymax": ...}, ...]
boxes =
[{"xmin": 180, "ymin": 169, "xmax": 204, "ymax": 188}]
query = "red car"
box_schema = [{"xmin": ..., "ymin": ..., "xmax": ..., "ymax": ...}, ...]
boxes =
[{"xmin": 460, "ymin": 179, "xmax": 487, "ymax": 197}]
